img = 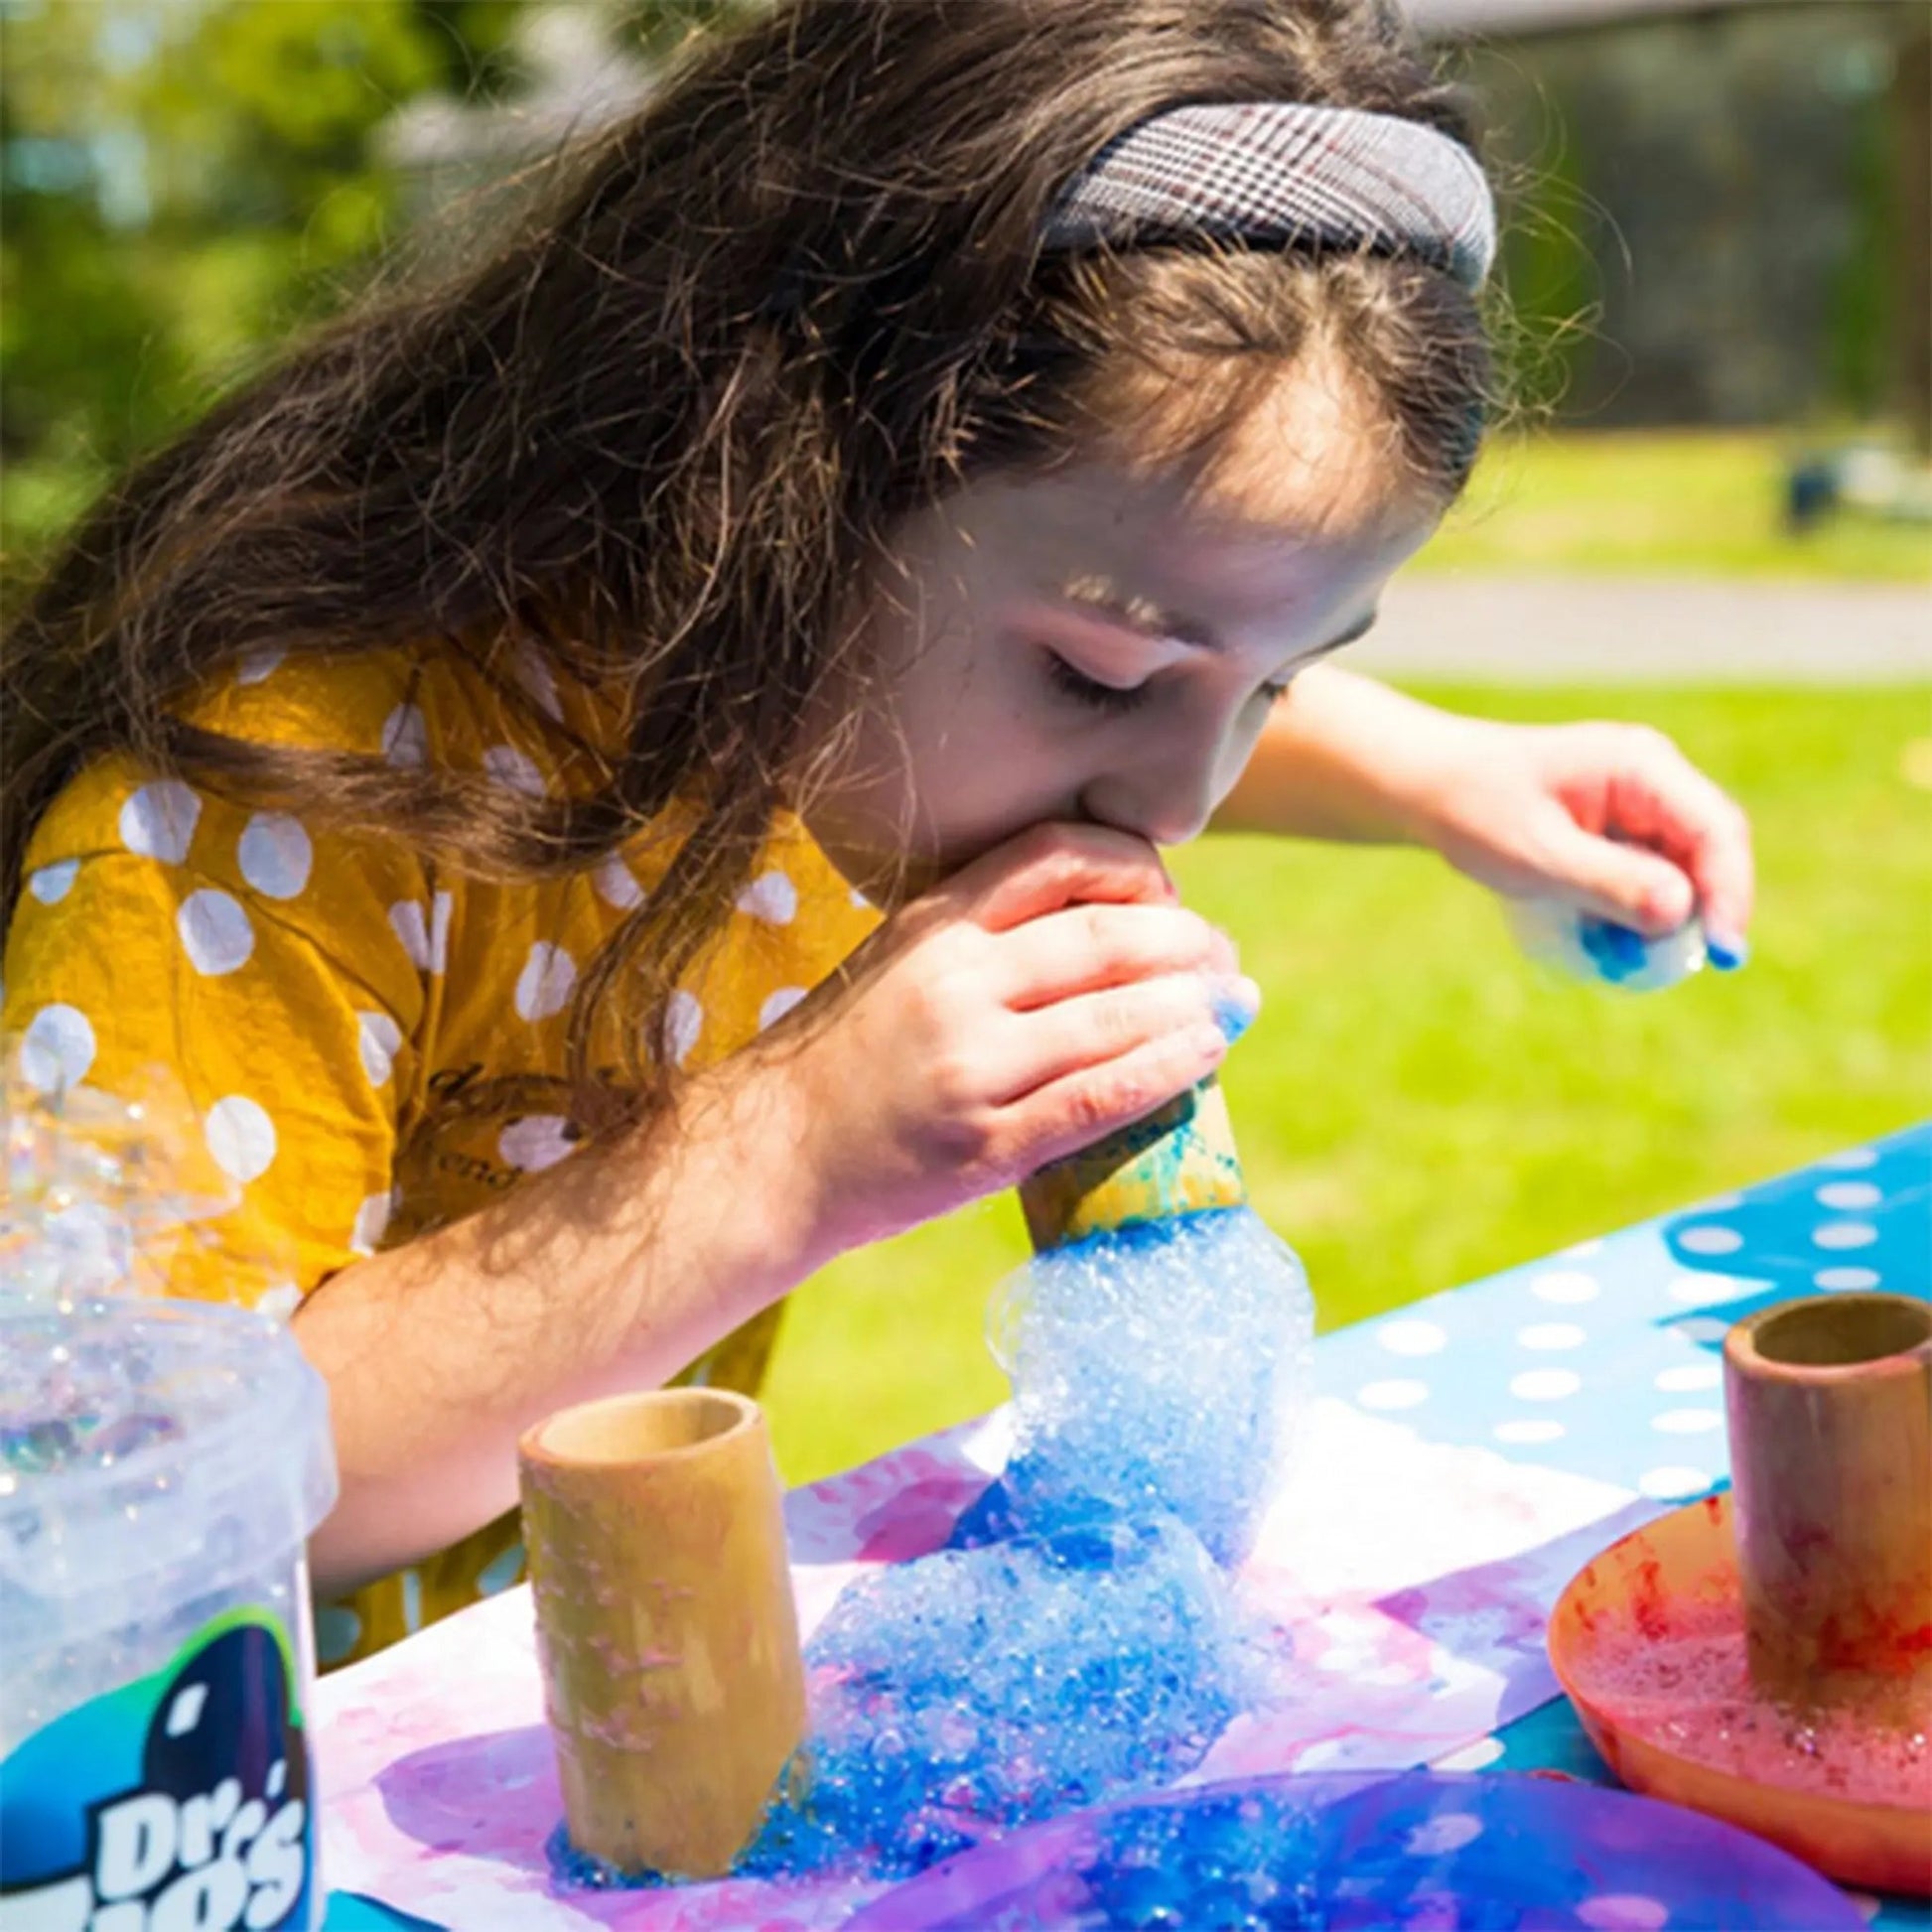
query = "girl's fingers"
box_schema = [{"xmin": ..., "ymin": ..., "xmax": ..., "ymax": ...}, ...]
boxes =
[
  {"xmin": 1615, "ymin": 755, "xmax": 1756, "ymax": 960},
  {"xmin": 1542, "ymin": 818, "xmax": 1698, "ymax": 936},
  {"xmin": 1007, "ymin": 1020, "xmax": 1230, "ymax": 1173},
  {"xmin": 943, "ymin": 822, "xmax": 1176, "ymax": 931},
  {"xmin": 990, "ymin": 971, "xmax": 1258, "ymax": 1104},
  {"xmin": 994, "ymin": 902, "xmax": 1235, "ymax": 1010}
]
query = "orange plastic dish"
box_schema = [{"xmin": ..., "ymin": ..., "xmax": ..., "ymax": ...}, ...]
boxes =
[{"xmin": 1550, "ymin": 1490, "xmax": 1932, "ymax": 1897}]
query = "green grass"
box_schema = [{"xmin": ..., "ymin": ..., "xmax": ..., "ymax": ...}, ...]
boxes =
[
  {"xmin": 1414, "ymin": 432, "xmax": 1932, "ymax": 583},
  {"xmin": 761, "ymin": 685, "xmax": 1932, "ymax": 1485}
]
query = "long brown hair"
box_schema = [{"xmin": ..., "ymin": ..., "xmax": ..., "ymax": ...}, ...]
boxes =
[{"xmin": 2, "ymin": 0, "xmax": 1492, "ymax": 1122}]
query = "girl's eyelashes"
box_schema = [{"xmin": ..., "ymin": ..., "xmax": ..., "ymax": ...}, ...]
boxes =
[
  {"xmin": 1042, "ymin": 648, "xmax": 1296, "ymax": 716},
  {"xmin": 1042, "ymin": 650, "xmax": 1152, "ymax": 715}
]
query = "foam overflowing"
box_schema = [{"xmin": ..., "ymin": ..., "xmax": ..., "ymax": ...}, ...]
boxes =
[
  {"xmin": 963, "ymin": 1209, "xmax": 1311, "ymax": 1567},
  {"xmin": 551, "ymin": 1202, "xmax": 1313, "ymax": 1888},
  {"xmin": 746, "ymin": 1207, "xmax": 1311, "ymax": 1876},
  {"xmin": 741, "ymin": 1509, "xmax": 1260, "ymax": 1876}
]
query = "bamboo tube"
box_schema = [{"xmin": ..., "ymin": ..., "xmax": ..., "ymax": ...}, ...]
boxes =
[
  {"xmin": 1724, "ymin": 1294, "xmax": 1932, "ymax": 1716},
  {"xmin": 1019, "ymin": 1076, "xmax": 1247, "ymax": 1251},
  {"xmin": 517, "ymin": 1388, "xmax": 805, "ymax": 1879}
]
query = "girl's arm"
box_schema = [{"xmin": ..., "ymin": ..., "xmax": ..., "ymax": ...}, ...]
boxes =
[
  {"xmin": 1210, "ymin": 661, "xmax": 1473, "ymax": 845},
  {"xmin": 1209, "ymin": 662, "xmax": 1754, "ymax": 956},
  {"xmin": 296, "ymin": 1058, "xmax": 827, "ymax": 1595},
  {"xmin": 299, "ymin": 820, "xmax": 1248, "ymax": 1594}
]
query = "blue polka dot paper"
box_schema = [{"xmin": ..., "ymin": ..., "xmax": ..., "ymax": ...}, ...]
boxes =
[{"xmin": 1319, "ymin": 1123, "xmax": 1929, "ymax": 1503}]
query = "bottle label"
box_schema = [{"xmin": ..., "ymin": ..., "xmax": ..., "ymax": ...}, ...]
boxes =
[{"xmin": 0, "ymin": 1608, "xmax": 316, "ymax": 1930}]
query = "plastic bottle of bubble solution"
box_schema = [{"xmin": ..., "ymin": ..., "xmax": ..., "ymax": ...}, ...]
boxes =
[
  {"xmin": 0, "ymin": 1296, "xmax": 338, "ymax": 1930},
  {"xmin": 1506, "ymin": 897, "xmax": 1710, "ymax": 993}
]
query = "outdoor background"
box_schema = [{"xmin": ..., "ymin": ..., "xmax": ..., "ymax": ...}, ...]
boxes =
[{"xmin": 3, "ymin": 0, "xmax": 1927, "ymax": 1482}]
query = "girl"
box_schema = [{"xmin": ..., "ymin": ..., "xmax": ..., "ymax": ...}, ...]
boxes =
[{"xmin": 1, "ymin": 0, "xmax": 1752, "ymax": 1669}]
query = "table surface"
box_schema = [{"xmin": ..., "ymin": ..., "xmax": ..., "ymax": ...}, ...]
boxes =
[{"xmin": 317, "ymin": 1122, "xmax": 1932, "ymax": 1931}]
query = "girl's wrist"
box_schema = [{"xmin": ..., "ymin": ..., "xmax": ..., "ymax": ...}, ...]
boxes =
[
  {"xmin": 1376, "ymin": 707, "xmax": 1506, "ymax": 854},
  {"xmin": 660, "ymin": 1044, "xmax": 849, "ymax": 1317},
  {"xmin": 1280, "ymin": 665, "xmax": 1497, "ymax": 852}
]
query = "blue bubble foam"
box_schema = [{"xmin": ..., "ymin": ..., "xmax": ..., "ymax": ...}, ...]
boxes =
[
  {"xmin": 548, "ymin": 1211, "xmax": 1313, "ymax": 1889},
  {"xmin": 733, "ymin": 1209, "xmax": 1311, "ymax": 1882}
]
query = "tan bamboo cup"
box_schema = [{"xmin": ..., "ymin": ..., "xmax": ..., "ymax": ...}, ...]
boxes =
[
  {"xmin": 517, "ymin": 1388, "xmax": 806, "ymax": 1879},
  {"xmin": 1724, "ymin": 1293, "xmax": 1932, "ymax": 1716}
]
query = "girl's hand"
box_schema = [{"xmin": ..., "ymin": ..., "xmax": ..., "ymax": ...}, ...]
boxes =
[
  {"xmin": 1413, "ymin": 718, "xmax": 1755, "ymax": 965},
  {"xmin": 746, "ymin": 822, "xmax": 1254, "ymax": 1257}
]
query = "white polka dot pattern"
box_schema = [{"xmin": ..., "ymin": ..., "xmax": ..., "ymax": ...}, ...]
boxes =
[
  {"xmin": 1404, "ymin": 1812, "xmax": 1483, "ymax": 1857},
  {"xmin": 1653, "ymin": 1362, "xmax": 1720, "ymax": 1393},
  {"xmin": 357, "ymin": 1011, "xmax": 403, "ymax": 1086},
  {"xmin": 499, "ymin": 1115, "xmax": 577, "ymax": 1173},
  {"xmin": 119, "ymin": 781, "xmax": 201, "ymax": 863},
  {"xmin": 1651, "ymin": 1408, "xmax": 1722, "ymax": 1435},
  {"xmin": 514, "ymin": 942, "xmax": 576, "ymax": 1022},
  {"xmin": 20, "ymin": 1004, "xmax": 96, "ymax": 1092},
  {"xmin": 1677, "ymin": 1224, "xmax": 1743, "ymax": 1256},
  {"xmin": 737, "ymin": 871, "xmax": 799, "ymax": 924},
  {"xmin": 1529, "ymin": 1270, "xmax": 1599, "ymax": 1305},
  {"xmin": 1576, "ymin": 1896, "xmax": 1669, "ymax": 1932},
  {"xmin": 349, "ymin": 1191, "xmax": 392, "ymax": 1257},
  {"xmin": 237, "ymin": 812, "xmax": 313, "ymax": 899},
  {"xmin": 1812, "ymin": 1220, "xmax": 1877, "ymax": 1250},
  {"xmin": 1509, "ymin": 1368, "xmax": 1581, "ymax": 1402},
  {"xmin": 1815, "ymin": 1266, "xmax": 1880, "ymax": 1291},
  {"xmin": 594, "ymin": 856, "xmax": 644, "ymax": 910},
  {"xmin": 759, "ymin": 986, "xmax": 807, "ymax": 1032},
  {"xmin": 178, "ymin": 890, "xmax": 255, "ymax": 976},
  {"xmin": 1376, "ymin": 1318, "xmax": 1447, "ymax": 1357},
  {"xmin": 234, "ymin": 647, "xmax": 286, "ymax": 685},
  {"xmin": 663, "ymin": 990, "xmax": 703, "ymax": 1065},
  {"xmin": 483, "ymin": 745, "xmax": 547, "ymax": 798},
  {"xmin": 28, "ymin": 860, "xmax": 78, "ymax": 903},
  {"xmin": 1815, "ymin": 1179, "xmax": 1881, "ymax": 1211},
  {"xmin": 205, "ymin": 1095, "xmax": 277, "ymax": 1183},
  {"xmin": 388, "ymin": 893, "xmax": 452, "ymax": 973},
  {"xmin": 381, "ymin": 704, "xmax": 428, "ymax": 767}
]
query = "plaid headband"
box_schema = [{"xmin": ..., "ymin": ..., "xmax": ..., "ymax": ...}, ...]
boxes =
[{"xmin": 1043, "ymin": 101, "xmax": 1497, "ymax": 293}]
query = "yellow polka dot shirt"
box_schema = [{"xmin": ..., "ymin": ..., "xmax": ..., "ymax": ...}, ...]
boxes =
[{"xmin": 2, "ymin": 643, "xmax": 881, "ymax": 1668}]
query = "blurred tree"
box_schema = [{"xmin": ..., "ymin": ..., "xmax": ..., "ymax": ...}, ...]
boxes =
[{"xmin": 0, "ymin": 0, "xmax": 732, "ymax": 578}]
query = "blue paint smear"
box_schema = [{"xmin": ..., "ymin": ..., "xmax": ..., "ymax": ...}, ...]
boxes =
[{"xmin": 846, "ymin": 1770, "xmax": 1866, "ymax": 1932}]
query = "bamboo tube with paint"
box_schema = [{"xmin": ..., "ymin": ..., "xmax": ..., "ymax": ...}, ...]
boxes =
[
  {"xmin": 1019, "ymin": 1074, "xmax": 1247, "ymax": 1251},
  {"xmin": 518, "ymin": 1388, "xmax": 805, "ymax": 1879},
  {"xmin": 1724, "ymin": 1293, "xmax": 1932, "ymax": 1719}
]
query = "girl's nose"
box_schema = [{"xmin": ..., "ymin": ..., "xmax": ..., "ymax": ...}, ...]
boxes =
[{"xmin": 1077, "ymin": 766, "xmax": 1219, "ymax": 850}]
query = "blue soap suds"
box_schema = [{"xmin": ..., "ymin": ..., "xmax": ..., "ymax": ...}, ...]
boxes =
[
  {"xmin": 739, "ymin": 1508, "xmax": 1257, "ymax": 1878},
  {"xmin": 972, "ymin": 1211, "xmax": 1311, "ymax": 1570},
  {"xmin": 550, "ymin": 1207, "xmax": 1313, "ymax": 1890}
]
